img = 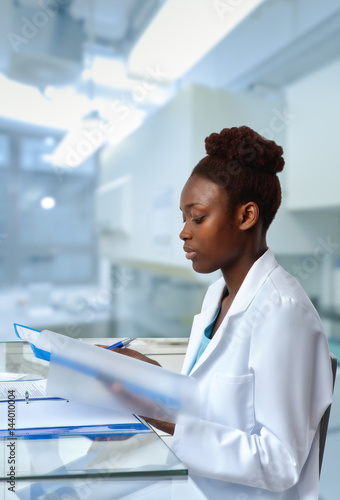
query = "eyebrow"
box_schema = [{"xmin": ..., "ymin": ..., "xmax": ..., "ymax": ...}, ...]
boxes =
[{"xmin": 179, "ymin": 203, "xmax": 207, "ymax": 211}]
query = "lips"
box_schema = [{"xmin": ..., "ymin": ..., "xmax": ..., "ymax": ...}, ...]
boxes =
[{"xmin": 183, "ymin": 246, "xmax": 198, "ymax": 260}]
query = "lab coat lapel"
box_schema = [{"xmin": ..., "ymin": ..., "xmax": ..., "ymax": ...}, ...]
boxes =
[
  {"xmin": 182, "ymin": 276, "xmax": 227, "ymax": 375},
  {"xmin": 189, "ymin": 312, "xmax": 231, "ymax": 375},
  {"xmin": 187, "ymin": 249, "xmax": 279, "ymax": 376},
  {"xmin": 182, "ymin": 308, "xmax": 217, "ymax": 375}
]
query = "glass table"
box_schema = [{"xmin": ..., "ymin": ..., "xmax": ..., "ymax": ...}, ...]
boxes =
[{"xmin": 0, "ymin": 341, "xmax": 207, "ymax": 499}]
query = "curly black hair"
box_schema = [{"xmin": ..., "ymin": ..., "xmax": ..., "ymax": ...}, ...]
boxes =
[{"xmin": 191, "ymin": 126, "xmax": 284, "ymax": 231}]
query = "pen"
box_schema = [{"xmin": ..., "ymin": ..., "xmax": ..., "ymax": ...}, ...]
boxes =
[
  {"xmin": 25, "ymin": 391, "xmax": 29, "ymax": 404},
  {"xmin": 106, "ymin": 337, "xmax": 137, "ymax": 351}
]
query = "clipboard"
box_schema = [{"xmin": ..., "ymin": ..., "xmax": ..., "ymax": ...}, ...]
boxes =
[
  {"xmin": 0, "ymin": 419, "xmax": 149, "ymax": 439},
  {"xmin": 0, "ymin": 392, "xmax": 149, "ymax": 438}
]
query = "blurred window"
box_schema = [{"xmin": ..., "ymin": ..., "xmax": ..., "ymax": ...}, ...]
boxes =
[{"xmin": 0, "ymin": 129, "xmax": 97, "ymax": 287}]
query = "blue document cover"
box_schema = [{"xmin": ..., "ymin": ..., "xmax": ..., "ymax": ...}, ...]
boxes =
[{"xmin": 14, "ymin": 323, "xmax": 50, "ymax": 361}]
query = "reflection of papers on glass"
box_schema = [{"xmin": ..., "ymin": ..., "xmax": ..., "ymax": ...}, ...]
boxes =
[
  {"xmin": 15, "ymin": 476, "xmax": 204, "ymax": 500},
  {"xmin": 10, "ymin": 433, "xmax": 189, "ymax": 499}
]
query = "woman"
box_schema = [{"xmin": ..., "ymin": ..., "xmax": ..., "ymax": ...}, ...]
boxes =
[{"xmin": 112, "ymin": 126, "xmax": 333, "ymax": 499}]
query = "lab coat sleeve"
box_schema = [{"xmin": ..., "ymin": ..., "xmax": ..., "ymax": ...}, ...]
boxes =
[{"xmin": 172, "ymin": 297, "xmax": 333, "ymax": 492}]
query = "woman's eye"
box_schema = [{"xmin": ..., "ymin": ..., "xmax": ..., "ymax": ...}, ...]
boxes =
[{"xmin": 193, "ymin": 216, "xmax": 205, "ymax": 224}]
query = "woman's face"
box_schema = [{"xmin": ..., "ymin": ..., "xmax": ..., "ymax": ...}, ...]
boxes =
[{"xmin": 179, "ymin": 175, "xmax": 243, "ymax": 274}]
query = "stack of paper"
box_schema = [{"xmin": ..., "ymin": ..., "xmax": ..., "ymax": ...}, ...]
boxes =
[{"xmin": 13, "ymin": 324, "xmax": 199, "ymax": 424}]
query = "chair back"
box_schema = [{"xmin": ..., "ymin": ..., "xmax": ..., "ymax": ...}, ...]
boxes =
[{"xmin": 319, "ymin": 353, "xmax": 337, "ymax": 476}]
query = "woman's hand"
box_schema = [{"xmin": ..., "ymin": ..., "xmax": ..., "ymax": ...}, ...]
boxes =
[
  {"xmin": 96, "ymin": 345, "xmax": 161, "ymax": 367},
  {"xmin": 111, "ymin": 381, "xmax": 176, "ymax": 436},
  {"xmin": 96, "ymin": 344, "xmax": 175, "ymax": 435},
  {"xmin": 142, "ymin": 416, "xmax": 175, "ymax": 435}
]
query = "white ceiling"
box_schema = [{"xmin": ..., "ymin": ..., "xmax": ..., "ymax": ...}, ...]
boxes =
[
  {"xmin": 1, "ymin": 0, "xmax": 164, "ymax": 88},
  {"xmin": 182, "ymin": 0, "xmax": 340, "ymax": 93},
  {"xmin": 0, "ymin": 0, "xmax": 339, "ymax": 132}
]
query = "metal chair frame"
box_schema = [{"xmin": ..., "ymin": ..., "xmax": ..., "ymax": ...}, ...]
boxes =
[{"xmin": 319, "ymin": 353, "xmax": 337, "ymax": 476}]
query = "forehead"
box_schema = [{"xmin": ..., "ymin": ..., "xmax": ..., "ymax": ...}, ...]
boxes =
[{"xmin": 180, "ymin": 175, "xmax": 227, "ymax": 209}]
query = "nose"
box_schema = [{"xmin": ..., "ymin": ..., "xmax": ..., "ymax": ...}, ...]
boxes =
[{"xmin": 179, "ymin": 222, "xmax": 191, "ymax": 241}]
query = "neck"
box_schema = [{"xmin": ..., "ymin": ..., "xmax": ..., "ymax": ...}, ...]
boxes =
[{"xmin": 221, "ymin": 238, "xmax": 268, "ymax": 300}]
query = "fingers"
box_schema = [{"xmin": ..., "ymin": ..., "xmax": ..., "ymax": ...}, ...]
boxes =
[
  {"xmin": 142, "ymin": 416, "xmax": 175, "ymax": 435},
  {"xmin": 112, "ymin": 348, "xmax": 161, "ymax": 367},
  {"xmin": 95, "ymin": 345, "xmax": 161, "ymax": 367},
  {"xmin": 111, "ymin": 382, "xmax": 175, "ymax": 424}
]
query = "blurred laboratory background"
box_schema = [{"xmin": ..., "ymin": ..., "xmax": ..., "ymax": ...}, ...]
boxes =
[{"xmin": 0, "ymin": 0, "xmax": 340, "ymax": 495}]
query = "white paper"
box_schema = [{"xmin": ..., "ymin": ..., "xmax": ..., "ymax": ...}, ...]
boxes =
[
  {"xmin": 0, "ymin": 379, "xmax": 48, "ymax": 401},
  {"xmin": 0, "ymin": 399, "xmax": 141, "ymax": 432},
  {"xmin": 15, "ymin": 325, "xmax": 41, "ymax": 345},
  {"xmin": 0, "ymin": 372, "xmax": 28, "ymax": 381},
  {"xmin": 12, "ymin": 326, "xmax": 200, "ymax": 424},
  {"xmin": 15, "ymin": 324, "xmax": 52, "ymax": 358},
  {"xmin": 39, "ymin": 329, "xmax": 199, "ymax": 424}
]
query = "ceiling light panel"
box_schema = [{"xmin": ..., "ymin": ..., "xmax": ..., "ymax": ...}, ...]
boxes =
[{"xmin": 128, "ymin": 0, "xmax": 267, "ymax": 82}]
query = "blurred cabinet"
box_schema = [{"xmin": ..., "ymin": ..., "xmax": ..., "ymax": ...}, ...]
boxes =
[
  {"xmin": 285, "ymin": 58, "xmax": 340, "ymax": 210},
  {"xmin": 95, "ymin": 175, "xmax": 132, "ymax": 235}
]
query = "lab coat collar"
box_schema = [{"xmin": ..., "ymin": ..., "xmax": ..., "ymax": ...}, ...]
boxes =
[
  {"xmin": 223, "ymin": 248, "xmax": 278, "ymax": 318},
  {"xmin": 184, "ymin": 249, "xmax": 278, "ymax": 376}
]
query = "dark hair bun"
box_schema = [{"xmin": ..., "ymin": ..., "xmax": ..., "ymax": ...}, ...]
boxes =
[{"xmin": 205, "ymin": 126, "xmax": 284, "ymax": 175}]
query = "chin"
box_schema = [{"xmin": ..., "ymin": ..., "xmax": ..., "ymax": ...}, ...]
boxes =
[{"xmin": 192, "ymin": 261, "xmax": 216, "ymax": 274}]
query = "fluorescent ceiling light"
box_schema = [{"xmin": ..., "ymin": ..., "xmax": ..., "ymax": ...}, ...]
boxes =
[
  {"xmin": 128, "ymin": 0, "xmax": 267, "ymax": 82},
  {"xmin": 88, "ymin": 56, "xmax": 175, "ymax": 107},
  {"xmin": 51, "ymin": 114, "xmax": 107, "ymax": 169},
  {"xmin": 0, "ymin": 73, "xmax": 88, "ymax": 130},
  {"xmin": 90, "ymin": 57, "xmax": 138, "ymax": 89},
  {"xmin": 52, "ymin": 105, "xmax": 146, "ymax": 169}
]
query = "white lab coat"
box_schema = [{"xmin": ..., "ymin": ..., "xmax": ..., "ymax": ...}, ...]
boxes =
[{"xmin": 171, "ymin": 249, "xmax": 333, "ymax": 500}]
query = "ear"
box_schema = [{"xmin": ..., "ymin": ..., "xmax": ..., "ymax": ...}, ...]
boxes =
[{"xmin": 238, "ymin": 202, "xmax": 259, "ymax": 231}]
